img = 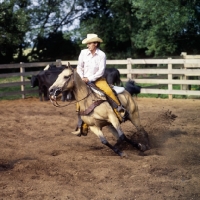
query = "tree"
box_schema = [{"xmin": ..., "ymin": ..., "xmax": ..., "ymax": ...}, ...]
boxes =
[
  {"xmin": 33, "ymin": 31, "xmax": 80, "ymax": 61},
  {"xmin": 27, "ymin": 0, "xmax": 86, "ymax": 61},
  {"xmin": 78, "ymin": 0, "xmax": 200, "ymax": 58},
  {"xmin": 0, "ymin": 0, "xmax": 30, "ymax": 63},
  {"xmin": 79, "ymin": 0, "xmax": 139, "ymax": 58},
  {"xmin": 130, "ymin": 0, "xmax": 195, "ymax": 56}
]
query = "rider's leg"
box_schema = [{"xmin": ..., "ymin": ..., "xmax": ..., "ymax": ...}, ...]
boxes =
[{"xmin": 95, "ymin": 78, "xmax": 126, "ymax": 122}]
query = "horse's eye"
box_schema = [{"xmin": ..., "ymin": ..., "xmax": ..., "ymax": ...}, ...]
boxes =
[{"xmin": 64, "ymin": 75, "xmax": 69, "ymax": 79}]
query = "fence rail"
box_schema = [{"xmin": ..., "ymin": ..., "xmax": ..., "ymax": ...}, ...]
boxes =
[{"xmin": 0, "ymin": 58, "xmax": 200, "ymax": 99}]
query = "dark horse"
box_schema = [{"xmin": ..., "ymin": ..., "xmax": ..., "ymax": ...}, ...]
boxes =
[{"xmin": 49, "ymin": 63, "xmax": 150, "ymax": 156}]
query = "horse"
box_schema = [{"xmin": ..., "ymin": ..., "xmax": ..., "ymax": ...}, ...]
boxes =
[{"xmin": 49, "ymin": 63, "xmax": 150, "ymax": 157}]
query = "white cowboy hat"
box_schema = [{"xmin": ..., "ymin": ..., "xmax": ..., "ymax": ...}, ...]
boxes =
[{"xmin": 82, "ymin": 34, "xmax": 103, "ymax": 44}]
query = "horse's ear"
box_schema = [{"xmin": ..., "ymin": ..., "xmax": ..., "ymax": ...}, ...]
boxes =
[{"xmin": 67, "ymin": 62, "xmax": 74, "ymax": 71}]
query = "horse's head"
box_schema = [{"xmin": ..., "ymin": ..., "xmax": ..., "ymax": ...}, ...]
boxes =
[{"xmin": 49, "ymin": 62, "xmax": 74, "ymax": 100}]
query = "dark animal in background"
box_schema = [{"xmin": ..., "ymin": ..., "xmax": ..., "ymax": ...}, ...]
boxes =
[
  {"xmin": 125, "ymin": 79, "xmax": 141, "ymax": 97},
  {"xmin": 103, "ymin": 68, "xmax": 122, "ymax": 86},
  {"xmin": 28, "ymin": 67, "xmax": 73, "ymax": 101},
  {"xmin": 28, "ymin": 66, "xmax": 139, "ymax": 101},
  {"xmin": 27, "ymin": 72, "xmax": 46, "ymax": 101},
  {"xmin": 44, "ymin": 64, "xmax": 66, "ymax": 71},
  {"xmin": 103, "ymin": 68, "xmax": 140, "ymax": 96}
]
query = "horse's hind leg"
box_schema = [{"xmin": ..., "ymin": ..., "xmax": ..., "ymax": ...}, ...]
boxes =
[
  {"xmin": 123, "ymin": 135, "xmax": 147, "ymax": 152},
  {"xmin": 89, "ymin": 126, "xmax": 126, "ymax": 157},
  {"xmin": 129, "ymin": 108, "xmax": 150, "ymax": 149}
]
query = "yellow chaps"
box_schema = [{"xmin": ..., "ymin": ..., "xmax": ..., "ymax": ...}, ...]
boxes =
[{"xmin": 95, "ymin": 77, "xmax": 121, "ymax": 106}]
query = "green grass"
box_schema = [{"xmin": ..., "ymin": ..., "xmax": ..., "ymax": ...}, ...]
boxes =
[{"xmin": 0, "ymin": 76, "xmax": 20, "ymax": 83}]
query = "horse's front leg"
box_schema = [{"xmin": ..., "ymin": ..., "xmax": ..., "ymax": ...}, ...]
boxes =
[
  {"xmin": 89, "ymin": 126, "xmax": 126, "ymax": 157},
  {"xmin": 109, "ymin": 121, "xmax": 147, "ymax": 152}
]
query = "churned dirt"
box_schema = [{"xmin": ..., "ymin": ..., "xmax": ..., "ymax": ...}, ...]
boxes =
[{"xmin": 0, "ymin": 97, "xmax": 200, "ymax": 200}]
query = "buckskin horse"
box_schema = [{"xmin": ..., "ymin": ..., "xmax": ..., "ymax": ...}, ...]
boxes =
[{"xmin": 49, "ymin": 63, "xmax": 150, "ymax": 157}]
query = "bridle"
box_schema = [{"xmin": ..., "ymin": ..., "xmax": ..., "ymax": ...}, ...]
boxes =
[{"xmin": 49, "ymin": 70, "xmax": 92, "ymax": 107}]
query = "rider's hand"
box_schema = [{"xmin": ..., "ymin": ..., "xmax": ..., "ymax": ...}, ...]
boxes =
[{"xmin": 82, "ymin": 77, "xmax": 89, "ymax": 83}]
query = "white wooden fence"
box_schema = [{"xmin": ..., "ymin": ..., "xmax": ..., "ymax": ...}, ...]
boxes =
[{"xmin": 0, "ymin": 58, "xmax": 200, "ymax": 99}]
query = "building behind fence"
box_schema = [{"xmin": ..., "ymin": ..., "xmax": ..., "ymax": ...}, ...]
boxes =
[{"xmin": 0, "ymin": 54, "xmax": 200, "ymax": 100}]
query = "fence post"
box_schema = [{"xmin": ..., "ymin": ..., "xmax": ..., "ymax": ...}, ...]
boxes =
[
  {"xmin": 180, "ymin": 52, "xmax": 189, "ymax": 90},
  {"xmin": 127, "ymin": 58, "xmax": 132, "ymax": 80},
  {"xmin": 56, "ymin": 59, "xmax": 62, "ymax": 67},
  {"xmin": 20, "ymin": 62, "xmax": 25, "ymax": 99},
  {"xmin": 168, "ymin": 58, "xmax": 173, "ymax": 99}
]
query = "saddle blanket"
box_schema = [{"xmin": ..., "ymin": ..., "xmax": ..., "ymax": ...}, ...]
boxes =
[{"xmin": 91, "ymin": 85, "xmax": 125, "ymax": 96}]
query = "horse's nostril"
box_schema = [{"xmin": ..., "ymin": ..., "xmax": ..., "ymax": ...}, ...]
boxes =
[
  {"xmin": 49, "ymin": 89, "xmax": 53, "ymax": 93},
  {"xmin": 55, "ymin": 89, "xmax": 61, "ymax": 96}
]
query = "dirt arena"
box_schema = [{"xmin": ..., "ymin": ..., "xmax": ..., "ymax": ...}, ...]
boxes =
[{"xmin": 0, "ymin": 97, "xmax": 200, "ymax": 200}]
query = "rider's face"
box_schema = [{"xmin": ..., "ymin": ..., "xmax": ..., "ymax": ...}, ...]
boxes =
[{"xmin": 87, "ymin": 42, "xmax": 97, "ymax": 54}]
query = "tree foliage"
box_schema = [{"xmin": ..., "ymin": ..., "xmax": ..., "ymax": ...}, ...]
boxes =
[
  {"xmin": 79, "ymin": 0, "xmax": 200, "ymax": 57},
  {"xmin": 79, "ymin": 0, "xmax": 139, "ymax": 58},
  {"xmin": 32, "ymin": 31, "xmax": 80, "ymax": 61},
  {"xmin": 130, "ymin": 0, "xmax": 195, "ymax": 56},
  {"xmin": 27, "ymin": 0, "xmax": 86, "ymax": 61},
  {"xmin": 1, "ymin": 0, "xmax": 200, "ymax": 63},
  {"xmin": 0, "ymin": 0, "xmax": 30, "ymax": 63}
]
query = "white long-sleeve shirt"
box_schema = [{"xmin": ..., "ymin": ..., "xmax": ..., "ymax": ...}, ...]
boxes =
[{"xmin": 76, "ymin": 48, "xmax": 106, "ymax": 82}]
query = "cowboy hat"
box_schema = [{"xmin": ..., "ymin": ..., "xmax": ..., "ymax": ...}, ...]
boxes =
[{"xmin": 82, "ymin": 34, "xmax": 103, "ymax": 44}]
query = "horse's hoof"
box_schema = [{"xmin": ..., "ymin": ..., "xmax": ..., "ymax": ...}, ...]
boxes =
[
  {"xmin": 146, "ymin": 145, "xmax": 151, "ymax": 150},
  {"xmin": 71, "ymin": 132, "xmax": 81, "ymax": 137},
  {"xmin": 138, "ymin": 143, "xmax": 147, "ymax": 152},
  {"xmin": 71, "ymin": 128, "xmax": 81, "ymax": 137},
  {"xmin": 119, "ymin": 151, "xmax": 127, "ymax": 157}
]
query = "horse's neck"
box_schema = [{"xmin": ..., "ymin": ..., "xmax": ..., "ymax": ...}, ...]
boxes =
[
  {"xmin": 73, "ymin": 72, "xmax": 104, "ymax": 110},
  {"xmin": 73, "ymin": 72, "xmax": 93, "ymax": 105}
]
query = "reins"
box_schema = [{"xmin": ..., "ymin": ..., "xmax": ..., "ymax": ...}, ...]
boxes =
[{"xmin": 50, "ymin": 89, "xmax": 93, "ymax": 107}]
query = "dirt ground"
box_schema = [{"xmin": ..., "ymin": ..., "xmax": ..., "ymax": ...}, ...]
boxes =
[{"xmin": 0, "ymin": 97, "xmax": 200, "ymax": 200}]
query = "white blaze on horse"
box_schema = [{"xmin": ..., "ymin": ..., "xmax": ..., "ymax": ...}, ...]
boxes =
[{"xmin": 49, "ymin": 63, "xmax": 150, "ymax": 157}]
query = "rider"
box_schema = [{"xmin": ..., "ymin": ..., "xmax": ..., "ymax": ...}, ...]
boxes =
[{"xmin": 72, "ymin": 33, "xmax": 126, "ymax": 136}]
